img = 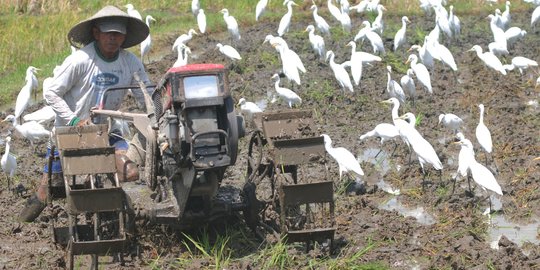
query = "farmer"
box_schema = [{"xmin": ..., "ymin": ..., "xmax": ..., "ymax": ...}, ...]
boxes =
[{"xmin": 19, "ymin": 5, "xmax": 152, "ymax": 222}]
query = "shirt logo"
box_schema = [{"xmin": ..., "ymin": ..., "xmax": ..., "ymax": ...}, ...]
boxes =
[{"xmin": 93, "ymin": 73, "xmax": 119, "ymax": 86}]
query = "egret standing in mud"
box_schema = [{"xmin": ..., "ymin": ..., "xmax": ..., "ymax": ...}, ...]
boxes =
[
  {"xmin": 359, "ymin": 123, "xmax": 400, "ymax": 158},
  {"xmin": 438, "ymin": 113, "xmax": 463, "ymax": 134},
  {"xmin": 476, "ymin": 104, "xmax": 497, "ymax": 170},
  {"xmin": 271, "ymin": 74, "xmax": 301, "ymax": 108},
  {"xmin": 1, "ymin": 136, "xmax": 17, "ymax": 191},
  {"xmin": 221, "ymin": 8, "xmax": 241, "ymax": 42},
  {"xmin": 454, "ymin": 136, "xmax": 503, "ymax": 212},
  {"xmin": 14, "ymin": 66, "xmax": 39, "ymax": 125},
  {"xmin": 321, "ymin": 134, "xmax": 364, "ymax": 183},
  {"xmin": 397, "ymin": 112, "xmax": 443, "ymax": 189}
]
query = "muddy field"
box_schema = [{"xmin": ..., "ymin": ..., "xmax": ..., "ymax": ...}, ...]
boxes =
[{"xmin": 1, "ymin": 3, "xmax": 540, "ymax": 269}]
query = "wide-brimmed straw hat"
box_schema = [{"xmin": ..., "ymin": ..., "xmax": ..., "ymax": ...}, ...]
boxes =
[{"xmin": 68, "ymin": 5, "xmax": 149, "ymax": 49}]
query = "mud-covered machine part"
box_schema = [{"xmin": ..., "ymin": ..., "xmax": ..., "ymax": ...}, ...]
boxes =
[
  {"xmin": 244, "ymin": 109, "xmax": 336, "ymax": 250},
  {"xmin": 49, "ymin": 124, "xmax": 131, "ymax": 270}
]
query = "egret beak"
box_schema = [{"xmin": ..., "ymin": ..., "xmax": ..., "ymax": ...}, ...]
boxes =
[
  {"xmin": 407, "ymin": 47, "xmax": 413, "ymax": 52},
  {"xmin": 405, "ymin": 59, "xmax": 410, "ymax": 65},
  {"xmin": 534, "ymin": 157, "xmax": 540, "ymax": 161},
  {"xmin": 396, "ymin": 114, "xmax": 407, "ymax": 120},
  {"xmin": 380, "ymin": 99, "xmax": 392, "ymax": 105}
]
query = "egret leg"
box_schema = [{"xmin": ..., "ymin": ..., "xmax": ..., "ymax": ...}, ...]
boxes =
[
  {"xmin": 389, "ymin": 141, "xmax": 398, "ymax": 158},
  {"xmin": 490, "ymin": 152, "xmax": 499, "ymax": 174},
  {"xmin": 374, "ymin": 148, "xmax": 383, "ymax": 159},
  {"xmin": 451, "ymin": 175, "xmax": 458, "ymax": 195}
]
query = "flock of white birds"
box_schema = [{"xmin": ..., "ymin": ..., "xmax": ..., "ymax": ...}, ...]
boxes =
[{"xmin": 1, "ymin": 0, "xmax": 539, "ymax": 208}]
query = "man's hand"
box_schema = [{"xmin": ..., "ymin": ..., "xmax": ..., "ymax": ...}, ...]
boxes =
[{"xmin": 76, "ymin": 118, "xmax": 91, "ymax": 127}]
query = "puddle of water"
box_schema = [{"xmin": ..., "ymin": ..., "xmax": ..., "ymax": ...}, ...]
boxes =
[
  {"xmin": 255, "ymin": 98, "xmax": 269, "ymax": 111},
  {"xmin": 359, "ymin": 147, "xmax": 393, "ymax": 175},
  {"xmin": 488, "ymin": 215, "xmax": 540, "ymax": 249},
  {"xmin": 379, "ymin": 197, "xmax": 436, "ymax": 225}
]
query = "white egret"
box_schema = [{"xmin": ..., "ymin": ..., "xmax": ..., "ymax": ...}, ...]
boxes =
[
  {"xmin": 272, "ymin": 42, "xmax": 304, "ymax": 86},
  {"xmin": 255, "ymin": 0, "xmax": 268, "ymax": 21},
  {"xmin": 345, "ymin": 41, "xmax": 363, "ymax": 86},
  {"xmin": 393, "ymin": 16, "xmax": 410, "ymax": 52},
  {"xmin": 310, "ymin": 5, "xmax": 331, "ymax": 36},
  {"xmin": 327, "ymin": 0, "xmax": 343, "ymax": 23},
  {"xmin": 435, "ymin": 6, "xmax": 452, "ymax": 39},
  {"xmin": 238, "ymin": 98, "xmax": 263, "ymax": 120},
  {"xmin": 371, "ymin": 4, "xmax": 386, "ymax": 35},
  {"xmin": 360, "ymin": 123, "xmax": 399, "ymax": 145},
  {"xmin": 475, "ymin": 104, "xmax": 497, "ymax": 168},
  {"xmin": 23, "ymin": 105, "xmax": 55, "ymax": 125},
  {"xmin": 263, "ymin": 34, "xmax": 287, "ymax": 53},
  {"xmin": 438, "ymin": 113, "xmax": 463, "ymax": 133},
  {"xmin": 191, "ymin": 0, "xmax": 200, "ymax": 17},
  {"xmin": 221, "ymin": 9, "xmax": 241, "ymax": 41},
  {"xmin": 360, "ymin": 123, "xmax": 400, "ymax": 158},
  {"xmin": 432, "ymin": 39, "xmax": 457, "ymax": 72},
  {"xmin": 448, "ymin": 5, "xmax": 461, "ymax": 38},
  {"xmin": 532, "ymin": 5, "xmax": 540, "ymax": 28},
  {"xmin": 366, "ymin": 0, "xmax": 380, "ymax": 12},
  {"xmin": 140, "ymin": 15, "xmax": 156, "ymax": 64},
  {"xmin": 339, "ymin": 9, "xmax": 352, "ymax": 33},
  {"xmin": 278, "ymin": 1, "xmax": 298, "ymax": 37},
  {"xmin": 469, "ymin": 45, "xmax": 506, "ymax": 75},
  {"xmin": 355, "ymin": 21, "xmax": 385, "ymax": 55},
  {"xmin": 321, "ymin": 134, "xmax": 364, "ymax": 182},
  {"xmin": 350, "ymin": 0, "xmax": 369, "ymax": 13},
  {"xmin": 2, "ymin": 115, "xmax": 50, "ymax": 148},
  {"xmin": 501, "ymin": 1, "xmax": 511, "ymax": 30},
  {"xmin": 125, "ymin": 3, "xmax": 142, "ymax": 20},
  {"xmin": 454, "ymin": 137, "xmax": 503, "ymax": 211},
  {"xmin": 197, "ymin": 9, "xmax": 206, "ymax": 34},
  {"xmin": 271, "ymin": 74, "xmax": 302, "ymax": 108},
  {"xmin": 172, "ymin": 29, "xmax": 198, "ymax": 51},
  {"xmin": 14, "ymin": 66, "xmax": 40, "ymax": 126},
  {"xmin": 503, "ymin": 56, "xmax": 538, "ymax": 75},
  {"xmin": 397, "ymin": 112, "xmax": 443, "ymax": 188},
  {"xmin": 400, "ymin": 69, "xmax": 416, "ymax": 106},
  {"xmin": 386, "ymin": 66, "xmax": 406, "ymax": 104},
  {"xmin": 340, "ymin": 0, "xmax": 350, "ymax": 14},
  {"xmin": 326, "ymin": 51, "xmax": 353, "ymax": 92},
  {"xmin": 451, "ymin": 132, "xmax": 474, "ymax": 194},
  {"xmin": 216, "ymin": 43, "xmax": 241, "ymax": 61},
  {"xmin": 504, "ymin": 27, "xmax": 526, "ymax": 46},
  {"xmin": 1, "ymin": 136, "xmax": 17, "ymax": 191},
  {"xmin": 381, "ymin": 98, "xmax": 411, "ymax": 152},
  {"xmin": 305, "ymin": 25, "xmax": 326, "ymax": 60},
  {"xmin": 406, "ymin": 54, "xmax": 432, "ymax": 94},
  {"xmin": 172, "ymin": 44, "xmax": 192, "ymax": 67},
  {"xmin": 488, "ymin": 41, "xmax": 509, "ymax": 57},
  {"xmin": 409, "ymin": 43, "xmax": 434, "ymax": 70},
  {"xmin": 487, "ymin": 14, "xmax": 507, "ymax": 50}
]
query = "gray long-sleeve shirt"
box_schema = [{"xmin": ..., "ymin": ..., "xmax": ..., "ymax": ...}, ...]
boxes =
[{"xmin": 44, "ymin": 42, "xmax": 151, "ymax": 126}]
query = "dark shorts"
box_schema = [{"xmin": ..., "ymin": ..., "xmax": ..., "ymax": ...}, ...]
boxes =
[{"xmin": 43, "ymin": 135, "xmax": 128, "ymax": 173}]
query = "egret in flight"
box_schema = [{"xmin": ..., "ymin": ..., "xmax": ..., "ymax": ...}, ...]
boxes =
[{"xmin": 321, "ymin": 133, "xmax": 364, "ymax": 183}]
